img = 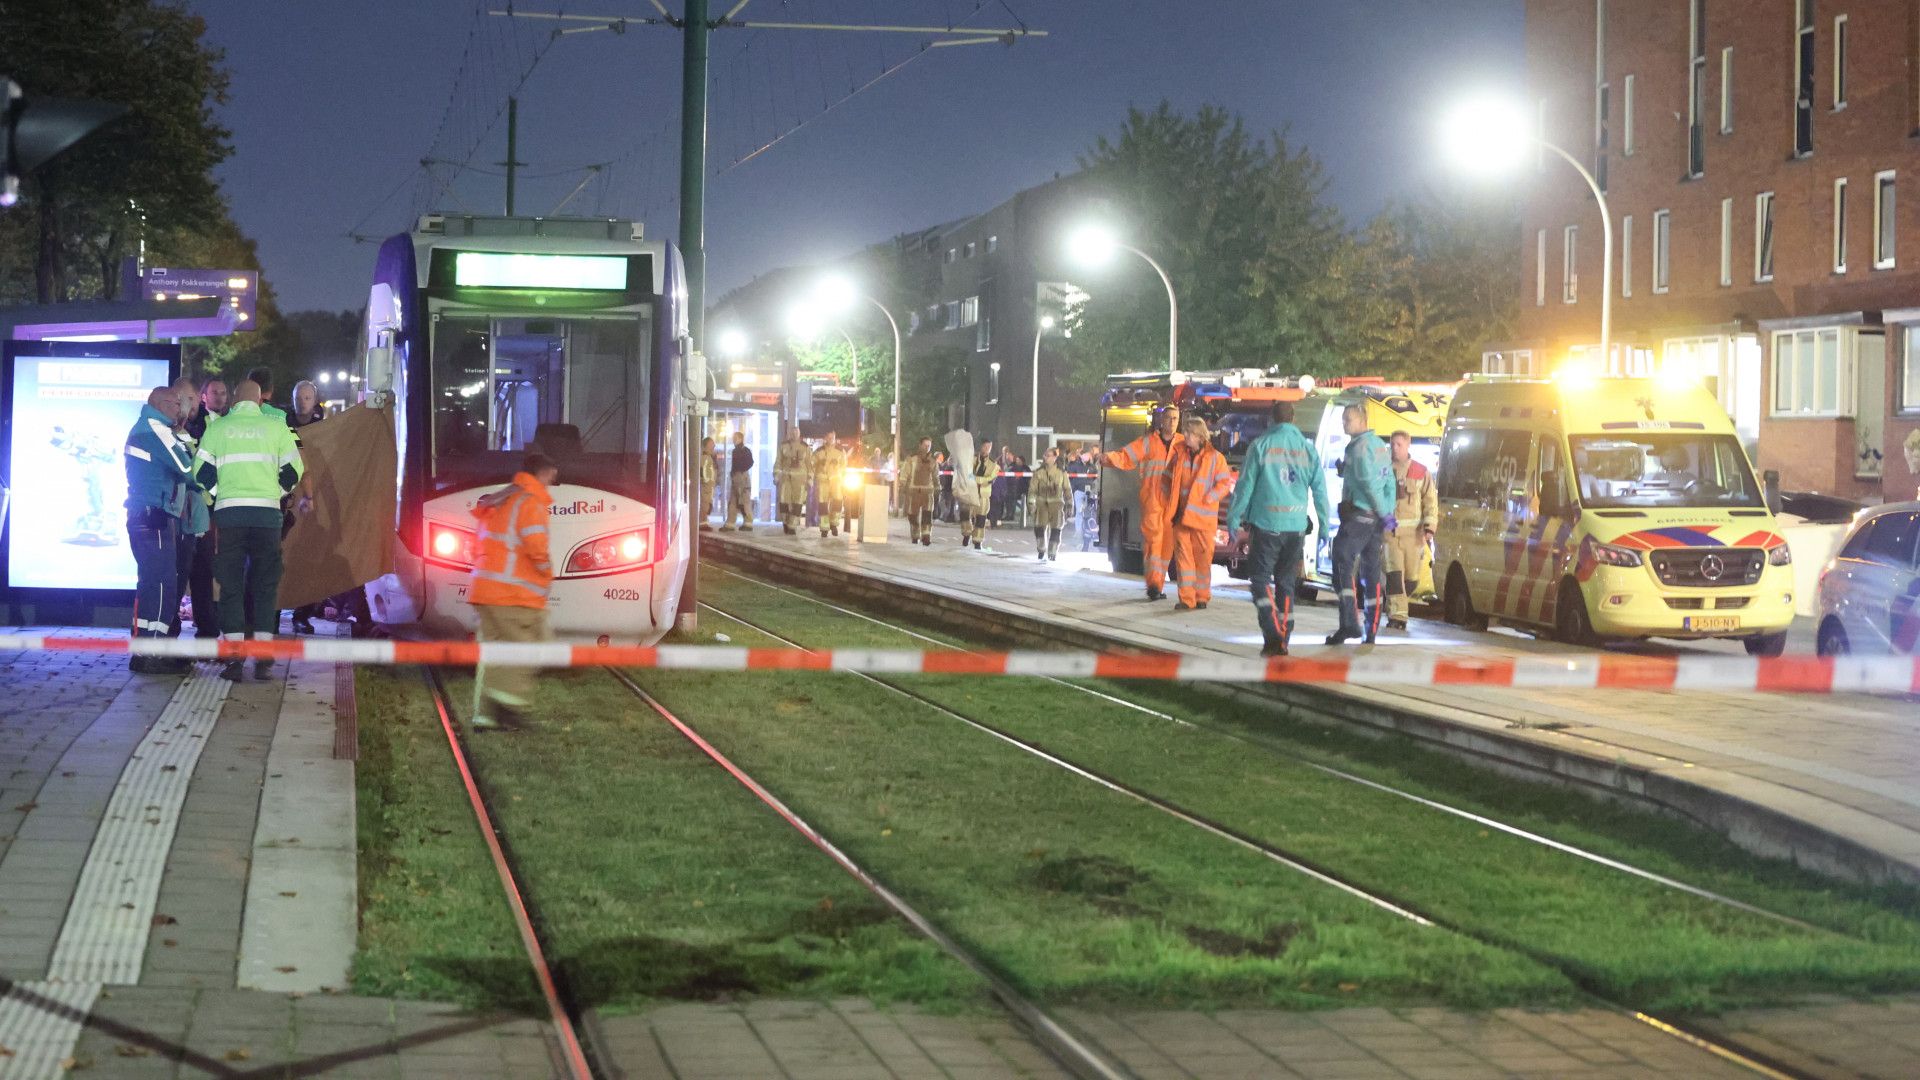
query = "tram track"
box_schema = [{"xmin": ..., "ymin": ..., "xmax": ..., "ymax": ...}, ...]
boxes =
[{"xmin": 697, "ymin": 569, "xmax": 1828, "ymax": 1080}]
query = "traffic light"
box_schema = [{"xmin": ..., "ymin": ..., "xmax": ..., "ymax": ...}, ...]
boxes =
[{"xmin": 2, "ymin": 77, "xmax": 128, "ymax": 207}]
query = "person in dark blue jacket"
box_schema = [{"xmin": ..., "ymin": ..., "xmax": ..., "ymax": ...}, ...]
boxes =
[{"xmin": 124, "ymin": 387, "xmax": 196, "ymax": 674}]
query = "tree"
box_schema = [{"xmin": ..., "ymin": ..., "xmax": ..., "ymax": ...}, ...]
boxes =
[
  {"xmin": 1062, "ymin": 104, "xmax": 1354, "ymax": 386},
  {"xmin": 0, "ymin": 0, "xmax": 233, "ymax": 303},
  {"xmin": 1349, "ymin": 193, "xmax": 1522, "ymax": 381}
]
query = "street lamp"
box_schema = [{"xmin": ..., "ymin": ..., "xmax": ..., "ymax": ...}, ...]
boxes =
[
  {"xmin": 1066, "ymin": 223, "xmax": 1178, "ymax": 372},
  {"xmin": 1029, "ymin": 314, "xmax": 1056, "ymax": 466},
  {"xmin": 1442, "ymin": 93, "xmax": 1613, "ymax": 367},
  {"xmin": 717, "ymin": 326, "xmax": 749, "ymax": 359},
  {"xmin": 814, "ymin": 274, "xmax": 903, "ymax": 494}
]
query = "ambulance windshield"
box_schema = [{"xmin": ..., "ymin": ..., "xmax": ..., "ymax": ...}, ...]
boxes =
[{"xmin": 1569, "ymin": 433, "xmax": 1764, "ymax": 509}]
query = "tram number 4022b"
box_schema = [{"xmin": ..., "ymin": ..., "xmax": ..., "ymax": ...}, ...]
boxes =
[{"xmin": 602, "ymin": 587, "xmax": 645, "ymax": 602}]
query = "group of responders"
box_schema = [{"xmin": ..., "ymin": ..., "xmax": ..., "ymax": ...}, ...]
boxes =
[{"xmin": 6, "ymin": 634, "xmax": 1917, "ymax": 695}]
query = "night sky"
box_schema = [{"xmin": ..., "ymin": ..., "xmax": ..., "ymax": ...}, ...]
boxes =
[{"xmin": 186, "ymin": 0, "xmax": 1524, "ymax": 315}]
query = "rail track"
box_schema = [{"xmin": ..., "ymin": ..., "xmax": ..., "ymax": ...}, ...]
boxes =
[{"xmin": 699, "ymin": 567, "xmax": 1827, "ymax": 1080}]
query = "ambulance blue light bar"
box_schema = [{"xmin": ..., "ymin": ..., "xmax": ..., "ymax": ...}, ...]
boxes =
[{"xmin": 452, "ymin": 252, "xmax": 629, "ymax": 290}]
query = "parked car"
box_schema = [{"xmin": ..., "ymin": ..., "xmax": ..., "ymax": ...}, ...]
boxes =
[{"xmin": 1815, "ymin": 502, "xmax": 1920, "ymax": 656}]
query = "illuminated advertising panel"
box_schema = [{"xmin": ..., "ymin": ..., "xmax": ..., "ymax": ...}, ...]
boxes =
[{"xmin": 3, "ymin": 342, "xmax": 177, "ymax": 590}]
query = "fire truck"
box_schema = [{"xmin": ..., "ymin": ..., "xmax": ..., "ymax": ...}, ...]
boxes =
[{"xmin": 1097, "ymin": 370, "xmax": 1385, "ymax": 575}]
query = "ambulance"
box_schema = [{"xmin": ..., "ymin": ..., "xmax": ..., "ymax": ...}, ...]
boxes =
[{"xmin": 1434, "ymin": 375, "xmax": 1794, "ymax": 655}]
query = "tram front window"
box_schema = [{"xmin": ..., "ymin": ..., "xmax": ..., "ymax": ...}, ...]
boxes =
[{"xmin": 430, "ymin": 313, "xmax": 650, "ymax": 490}]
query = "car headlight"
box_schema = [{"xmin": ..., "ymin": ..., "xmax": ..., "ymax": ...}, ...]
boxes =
[
  {"xmin": 1767, "ymin": 544, "xmax": 1792, "ymax": 566},
  {"xmin": 1591, "ymin": 542, "xmax": 1643, "ymax": 568}
]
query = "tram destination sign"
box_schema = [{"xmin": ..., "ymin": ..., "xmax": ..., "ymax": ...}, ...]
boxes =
[
  {"xmin": 142, "ymin": 267, "xmax": 258, "ymax": 326},
  {"xmin": 452, "ymin": 252, "xmax": 629, "ymax": 291}
]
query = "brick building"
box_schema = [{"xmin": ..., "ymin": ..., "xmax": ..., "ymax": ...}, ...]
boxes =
[{"xmin": 1506, "ymin": 0, "xmax": 1920, "ymax": 502}]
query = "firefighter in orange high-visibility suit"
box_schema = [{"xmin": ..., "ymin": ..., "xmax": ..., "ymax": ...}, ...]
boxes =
[
  {"xmin": 1101, "ymin": 404, "xmax": 1181, "ymax": 600},
  {"xmin": 468, "ymin": 452, "xmax": 559, "ymax": 732},
  {"xmin": 1167, "ymin": 418, "xmax": 1234, "ymax": 610}
]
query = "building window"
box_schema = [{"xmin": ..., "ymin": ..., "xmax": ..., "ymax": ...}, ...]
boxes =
[
  {"xmin": 964, "ymin": 241, "xmax": 976, "ymax": 259},
  {"xmin": 1719, "ymin": 198, "xmax": 1733, "ymax": 287},
  {"xmin": 1755, "ymin": 192, "xmax": 1775, "ymax": 282},
  {"xmin": 944, "ymin": 248, "xmax": 956, "ymax": 264},
  {"xmin": 1653, "ymin": 210, "xmax": 1671, "ymax": 293},
  {"xmin": 986, "ymin": 235, "xmax": 998, "ymax": 254},
  {"xmin": 1535, "ymin": 228, "xmax": 1547, "ymax": 306},
  {"xmin": 1903, "ymin": 326, "xmax": 1920, "ymax": 413},
  {"xmin": 1834, "ymin": 177, "xmax": 1849, "ymax": 273},
  {"xmin": 959, "ymin": 295, "xmax": 979, "ymax": 327},
  {"xmin": 1720, "ymin": 46, "xmax": 1734, "ymax": 134},
  {"xmin": 976, "ymin": 305, "xmax": 992, "ymax": 353},
  {"xmin": 1875, "ymin": 170, "xmax": 1897, "ymax": 269},
  {"xmin": 1482, "ymin": 349, "xmax": 1538, "ymax": 376},
  {"xmin": 1687, "ymin": 0, "xmax": 1707, "ymax": 176},
  {"xmin": 1795, "ymin": 0, "xmax": 1815, "ymax": 156},
  {"xmin": 1563, "ymin": 225, "xmax": 1579, "ymax": 303},
  {"xmin": 944, "ymin": 301, "xmax": 960, "ymax": 329},
  {"xmin": 1833, "ymin": 14, "xmax": 1848, "ymax": 109},
  {"xmin": 986, "ymin": 362, "xmax": 1000, "ymax": 405},
  {"xmin": 1621, "ymin": 214, "xmax": 1634, "ymax": 297},
  {"xmin": 1772, "ymin": 326, "xmax": 1853, "ymax": 416},
  {"xmin": 1623, "ymin": 74, "xmax": 1636, "ymax": 155}
]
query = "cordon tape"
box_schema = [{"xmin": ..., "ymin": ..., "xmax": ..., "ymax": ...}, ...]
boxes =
[{"xmin": 7, "ymin": 635, "xmax": 1918, "ymax": 694}]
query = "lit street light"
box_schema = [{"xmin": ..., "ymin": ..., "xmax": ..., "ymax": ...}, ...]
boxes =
[
  {"xmin": 813, "ymin": 274, "xmax": 903, "ymax": 497},
  {"xmin": 717, "ymin": 326, "xmax": 749, "ymax": 359},
  {"xmin": 1067, "ymin": 223, "xmax": 1178, "ymax": 372},
  {"xmin": 1029, "ymin": 314, "xmax": 1056, "ymax": 466},
  {"xmin": 1442, "ymin": 93, "xmax": 1612, "ymax": 367}
]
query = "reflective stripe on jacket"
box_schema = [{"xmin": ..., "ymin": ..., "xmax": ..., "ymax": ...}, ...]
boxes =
[
  {"xmin": 468, "ymin": 472, "xmax": 554, "ymax": 609},
  {"xmin": 1102, "ymin": 429, "xmax": 1179, "ymax": 509},
  {"xmin": 1169, "ymin": 443, "xmax": 1234, "ymax": 531},
  {"xmin": 1341, "ymin": 430, "xmax": 1395, "ymax": 517},
  {"xmin": 904, "ymin": 451, "xmax": 938, "ymax": 492},
  {"xmin": 193, "ymin": 400, "xmax": 303, "ymax": 518},
  {"xmin": 124, "ymin": 404, "xmax": 195, "ymax": 517},
  {"xmin": 1223, "ymin": 422, "xmax": 1330, "ymax": 536}
]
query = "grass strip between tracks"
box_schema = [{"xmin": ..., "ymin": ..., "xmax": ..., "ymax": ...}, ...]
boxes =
[{"xmin": 702, "ymin": 569, "xmax": 1920, "ymax": 1013}]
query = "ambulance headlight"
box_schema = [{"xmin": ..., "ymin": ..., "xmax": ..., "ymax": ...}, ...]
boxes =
[
  {"xmin": 1767, "ymin": 545, "xmax": 1792, "ymax": 566},
  {"xmin": 1590, "ymin": 542, "xmax": 1643, "ymax": 568}
]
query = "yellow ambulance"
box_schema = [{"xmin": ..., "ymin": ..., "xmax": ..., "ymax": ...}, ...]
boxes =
[{"xmin": 1434, "ymin": 375, "xmax": 1794, "ymax": 655}]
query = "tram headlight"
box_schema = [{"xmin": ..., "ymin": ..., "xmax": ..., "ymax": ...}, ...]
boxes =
[
  {"xmin": 428, "ymin": 524, "xmax": 476, "ymax": 566},
  {"xmin": 566, "ymin": 530, "xmax": 652, "ymax": 575}
]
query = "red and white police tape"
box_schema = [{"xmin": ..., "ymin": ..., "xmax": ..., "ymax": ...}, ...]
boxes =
[{"xmin": 3, "ymin": 635, "xmax": 1916, "ymax": 694}]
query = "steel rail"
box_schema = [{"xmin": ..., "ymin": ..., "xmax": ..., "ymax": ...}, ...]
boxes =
[
  {"xmin": 698, "ymin": 578, "xmax": 1822, "ymax": 1080},
  {"xmin": 711, "ymin": 565, "xmax": 1826, "ymax": 933},
  {"xmin": 421, "ymin": 670, "xmax": 598, "ymax": 1080},
  {"xmin": 603, "ymin": 667, "xmax": 1133, "ymax": 1080}
]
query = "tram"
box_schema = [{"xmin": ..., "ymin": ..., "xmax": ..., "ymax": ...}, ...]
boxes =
[{"xmin": 359, "ymin": 214, "xmax": 692, "ymax": 645}]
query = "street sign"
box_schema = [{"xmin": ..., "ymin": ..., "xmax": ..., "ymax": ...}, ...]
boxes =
[
  {"xmin": 143, "ymin": 267, "xmax": 259, "ymax": 328},
  {"xmin": 1016, "ymin": 425, "xmax": 1054, "ymax": 436}
]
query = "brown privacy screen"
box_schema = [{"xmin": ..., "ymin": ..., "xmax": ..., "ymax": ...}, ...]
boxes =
[{"xmin": 277, "ymin": 404, "xmax": 397, "ymax": 609}]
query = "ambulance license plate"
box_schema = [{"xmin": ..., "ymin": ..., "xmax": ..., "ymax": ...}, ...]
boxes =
[{"xmin": 1684, "ymin": 616, "xmax": 1740, "ymax": 632}]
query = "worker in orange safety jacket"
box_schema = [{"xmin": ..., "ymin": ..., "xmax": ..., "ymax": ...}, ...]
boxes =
[
  {"xmin": 1167, "ymin": 417, "xmax": 1234, "ymax": 610},
  {"xmin": 468, "ymin": 452, "xmax": 559, "ymax": 732},
  {"xmin": 1101, "ymin": 404, "xmax": 1181, "ymax": 600}
]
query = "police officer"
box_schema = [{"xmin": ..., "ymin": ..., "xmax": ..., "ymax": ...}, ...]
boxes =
[
  {"xmin": 1385, "ymin": 430, "xmax": 1439, "ymax": 631},
  {"xmin": 903, "ymin": 436, "xmax": 938, "ymax": 545},
  {"xmin": 1224, "ymin": 401, "xmax": 1330, "ymax": 656},
  {"xmin": 124, "ymin": 387, "xmax": 196, "ymax": 675},
  {"xmin": 724, "ymin": 430, "xmax": 754, "ymax": 530},
  {"xmin": 962, "ymin": 440, "xmax": 1000, "ymax": 549},
  {"xmin": 774, "ymin": 426, "xmax": 811, "ymax": 535},
  {"xmin": 812, "ymin": 432, "xmax": 848, "ymax": 538},
  {"xmin": 698, "ymin": 435, "xmax": 717, "ymax": 531},
  {"xmin": 195, "ymin": 379, "xmax": 305, "ymax": 681},
  {"xmin": 1327, "ymin": 403, "xmax": 1394, "ymax": 646}
]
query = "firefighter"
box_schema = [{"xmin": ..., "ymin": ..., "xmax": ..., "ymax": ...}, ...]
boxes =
[
  {"xmin": 961, "ymin": 440, "xmax": 1000, "ymax": 549},
  {"xmin": 812, "ymin": 432, "xmax": 848, "ymax": 537},
  {"xmin": 698, "ymin": 435, "xmax": 717, "ymax": 531},
  {"xmin": 903, "ymin": 436, "xmax": 938, "ymax": 545},
  {"xmin": 1167, "ymin": 418, "xmax": 1234, "ymax": 610},
  {"xmin": 467, "ymin": 452, "xmax": 559, "ymax": 732},
  {"xmin": 194, "ymin": 379, "xmax": 305, "ymax": 682},
  {"xmin": 1102, "ymin": 404, "xmax": 1180, "ymax": 600},
  {"xmin": 124, "ymin": 386, "xmax": 196, "ymax": 675},
  {"xmin": 1385, "ymin": 429, "xmax": 1439, "ymax": 631},
  {"xmin": 774, "ymin": 426, "xmax": 811, "ymax": 535},
  {"xmin": 1224, "ymin": 400, "xmax": 1329, "ymax": 656},
  {"xmin": 724, "ymin": 430, "xmax": 754, "ymax": 530},
  {"xmin": 1327, "ymin": 403, "xmax": 1395, "ymax": 646},
  {"xmin": 1029, "ymin": 445, "xmax": 1070, "ymax": 561}
]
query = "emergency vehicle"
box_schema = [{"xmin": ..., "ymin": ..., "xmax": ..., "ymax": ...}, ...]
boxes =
[{"xmin": 1435, "ymin": 375, "xmax": 1794, "ymax": 655}]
